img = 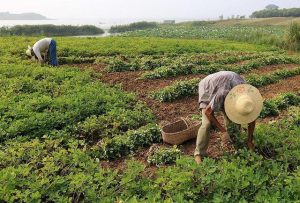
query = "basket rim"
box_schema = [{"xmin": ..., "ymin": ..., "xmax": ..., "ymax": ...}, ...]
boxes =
[{"xmin": 161, "ymin": 120, "xmax": 201, "ymax": 135}]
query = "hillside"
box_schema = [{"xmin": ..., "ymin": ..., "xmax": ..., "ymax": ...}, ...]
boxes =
[{"xmin": 0, "ymin": 12, "xmax": 49, "ymax": 20}]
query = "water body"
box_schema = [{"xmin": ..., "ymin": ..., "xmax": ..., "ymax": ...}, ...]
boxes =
[
  {"xmin": 0, "ymin": 18, "xmax": 205, "ymax": 37},
  {"xmin": 0, "ymin": 18, "xmax": 132, "ymax": 37}
]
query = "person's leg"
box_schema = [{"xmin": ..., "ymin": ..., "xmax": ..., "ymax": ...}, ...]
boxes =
[
  {"xmin": 49, "ymin": 40, "xmax": 58, "ymax": 66},
  {"xmin": 194, "ymin": 109, "xmax": 211, "ymax": 161}
]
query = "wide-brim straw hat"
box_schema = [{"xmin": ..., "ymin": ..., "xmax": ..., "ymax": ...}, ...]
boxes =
[
  {"xmin": 26, "ymin": 45, "xmax": 32, "ymax": 57},
  {"xmin": 224, "ymin": 84, "xmax": 263, "ymax": 124}
]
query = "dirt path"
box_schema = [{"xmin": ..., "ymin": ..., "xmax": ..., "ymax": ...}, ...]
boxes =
[
  {"xmin": 259, "ymin": 75, "xmax": 300, "ymax": 98},
  {"xmin": 248, "ymin": 64, "xmax": 298, "ymax": 75}
]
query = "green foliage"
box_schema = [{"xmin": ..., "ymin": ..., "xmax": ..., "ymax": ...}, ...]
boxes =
[
  {"xmin": 0, "ymin": 25, "xmax": 104, "ymax": 36},
  {"xmin": 141, "ymin": 54, "xmax": 299, "ymax": 79},
  {"xmin": 260, "ymin": 92, "xmax": 300, "ymax": 118},
  {"xmin": 284, "ymin": 21, "xmax": 300, "ymax": 51},
  {"xmin": 255, "ymin": 107, "xmax": 300, "ymax": 169},
  {"xmin": 147, "ymin": 146, "xmax": 181, "ymax": 166},
  {"xmin": 246, "ymin": 66, "xmax": 300, "ymax": 87},
  {"xmin": 58, "ymin": 56, "xmax": 96, "ymax": 64},
  {"xmin": 86, "ymin": 124, "xmax": 161, "ymax": 160},
  {"xmin": 150, "ymin": 78, "xmax": 198, "ymax": 102},
  {"xmin": 0, "ymin": 63, "xmax": 155, "ymax": 144},
  {"xmin": 109, "ymin": 21, "xmax": 158, "ymax": 33},
  {"xmin": 123, "ymin": 24, "xmax": 284, "ymax": 48},
  {"xmin": 151, "ymin": 67, "xmax": 300, "ymax": 102},
  {"xmin": 0, "ymin": 37, "xmax": 272, "ymax": 61},
  {"xmin": 76, "ymin": 102, "xmax": 154, "ymax": 142},
  {"xmin": 251, "ymin": 8, "xmax": 300, "ymax": 18},
  {"xmin": 1, "ymin": 35, "xmax": 300, "ymax": 202},
  {"xmin": 0, "ymin": 138, "xmax": 119, "ymax": 202}
]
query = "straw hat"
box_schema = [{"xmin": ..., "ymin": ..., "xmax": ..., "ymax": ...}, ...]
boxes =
[
  {"xmin": 26, "ymin": 45, "xmax": 32, "ymax": 57},
  {"xmin": 224, "ymin": 84, "xmax": 263, "ymax": 124}
]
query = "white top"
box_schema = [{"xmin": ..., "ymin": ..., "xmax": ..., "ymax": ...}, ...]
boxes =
[{"xmin": 32, "ymin": 38, "xmax": 52, "ymax": 62}]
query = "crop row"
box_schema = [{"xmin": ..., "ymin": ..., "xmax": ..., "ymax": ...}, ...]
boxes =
[
  {"xmin": 1, "ymin": 107, "xmax": 299, "ymax": 202},
  {"xmin": 141, "ymin": 55, "xmax": 300, "ymax": 79},
  {"xmin": 104, "ymin": 52, "xmax": 263, "ymax": 72},
  {"xmin": 150, "ymin": 67, "xmax": 300, "ymax": 102},
  {"xmin": 1, "ymin": 37, "xmax": 272, "ymax": 61},
  {"xmin": 57, "ymin": 51, "xmax": 265, "ymax": 72},
  {"xmin": 260, "ymin": 92, "xmax": 300, "ymax": 118}
]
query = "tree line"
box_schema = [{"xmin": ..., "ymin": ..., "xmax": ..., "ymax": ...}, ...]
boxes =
[
  {"xmin": 0, "ymin": 25, "xmax": 104, "ymax": 36},
  {"xmin": 109, "ymin": 21, "xmax": 158, "ymax": 33},
  {"xmin": 251, "ymin": 8, "xmax": 300, "ymax": 18}
]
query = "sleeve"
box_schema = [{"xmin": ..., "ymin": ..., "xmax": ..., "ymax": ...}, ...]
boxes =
[{"xmin": 33, "ymin": 46, "xmax": 43, "ymax": 62}]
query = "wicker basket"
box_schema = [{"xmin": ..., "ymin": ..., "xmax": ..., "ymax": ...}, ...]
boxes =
[{"xmin": 161, "ymin": 117, "xmax": 201, "ymax": 145}]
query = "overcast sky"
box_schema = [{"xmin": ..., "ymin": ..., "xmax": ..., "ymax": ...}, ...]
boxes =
[{"xmin": 1, "ymin": 0, "xmax": 300, "ymax": 20}]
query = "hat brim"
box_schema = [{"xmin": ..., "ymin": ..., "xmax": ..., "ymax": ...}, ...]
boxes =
[
  {"xmin": 224, "ymin": 84, "xmax": 263, "ymax": 124},
  {"xmin": 26, "ymin": 46, "xmax": 32, "ymax": 57}
]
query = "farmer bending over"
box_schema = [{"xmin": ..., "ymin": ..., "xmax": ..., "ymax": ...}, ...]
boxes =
[
  {"xmin": 26, "ymin": 38, "xmax": 58, "ymax": 66},
  {"xmin": 195, "ymin": 71, "xmax": 263, "ymax": 164}
]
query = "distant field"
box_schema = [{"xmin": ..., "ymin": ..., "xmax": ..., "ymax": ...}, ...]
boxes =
[
  {"xmin": 214, "ymin": 17, "xmax": 300, "ymax": 26},
  {"xmin": 118, "ymin": 17, "xmax": 299, "ymax": 50}
]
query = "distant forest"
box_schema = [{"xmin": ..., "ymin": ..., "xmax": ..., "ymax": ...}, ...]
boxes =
[
  {"xmin": 251, "ymin": 8, "xmax": 300, "ymax": 18},
  {"xmin": 0, "ymin": 25, "xmax": 104, "ymax": 36}
]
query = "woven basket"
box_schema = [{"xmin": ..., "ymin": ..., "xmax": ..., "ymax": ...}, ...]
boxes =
[{"xmin": 161, "ymin": 117, "xmax": 201, "ymax": 145}]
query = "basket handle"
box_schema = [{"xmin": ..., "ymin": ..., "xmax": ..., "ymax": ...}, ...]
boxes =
[
  {"xmin": 180, "ymin": 117, "xmax": 192, "ymax": 127},
  {"xmin": 159, "ymin": 120, "xmax": 171, "ymax": 128}
]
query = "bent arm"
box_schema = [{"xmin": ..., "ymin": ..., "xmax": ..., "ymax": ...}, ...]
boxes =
[
  {"xmin": 204, "ymin": 105, "xmax": 226, "ymax": 133},
  {"xmin": 33, "ymin": 47, "xmax": 44, "ymax": 63}
]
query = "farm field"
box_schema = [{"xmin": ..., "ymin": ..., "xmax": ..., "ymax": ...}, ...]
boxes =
[
  {"xmin": 0, "ymin": 35, "xmax": 300, "ymax": 202},
  {"xmin": 122, "ymin": 18, "xmax": 300, "ymax": 50}
]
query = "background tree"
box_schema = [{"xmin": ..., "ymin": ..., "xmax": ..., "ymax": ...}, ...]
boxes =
[{"xmin": 265, "ymin": 4, "xmax": 279, "ymax": 10}]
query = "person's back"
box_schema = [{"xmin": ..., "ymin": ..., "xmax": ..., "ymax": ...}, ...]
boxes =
[
  {"xmin": 26, "ymin": 38, "xmax": 58, "ymax": 66},
  {"xmin": 198, "ymin": 71, "xmax": 246, "ymax": 111},
  {"xmin": 32, "ymin": 38, "xmax": 52, "ymax": 62}
]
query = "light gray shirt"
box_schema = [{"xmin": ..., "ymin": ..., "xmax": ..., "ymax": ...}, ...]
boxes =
[{"xmin": 198, "ymin": 71, "xmax": 246, "ymax": 112}]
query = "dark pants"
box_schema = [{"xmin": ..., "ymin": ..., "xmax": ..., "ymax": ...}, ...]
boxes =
[{"xmin": 48, "ymin": 40, "xmax": 58, "ymax": 66}]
